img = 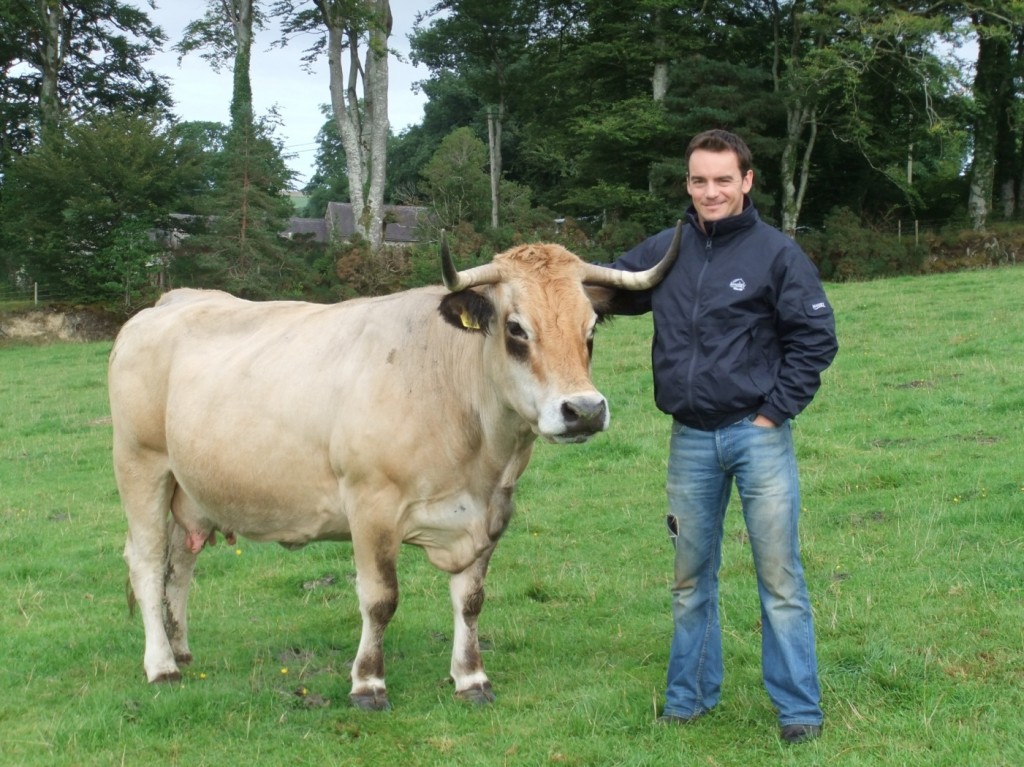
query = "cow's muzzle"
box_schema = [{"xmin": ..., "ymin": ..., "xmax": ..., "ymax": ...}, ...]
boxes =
[{"xmin": 548, "ymin": 395, "xmax": 609, "ymax": 443}]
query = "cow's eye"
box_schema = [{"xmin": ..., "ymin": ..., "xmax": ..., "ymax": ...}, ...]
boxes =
[{"xmin": 506, "ymin": 319, "xmax": 528, "ymax": 340}]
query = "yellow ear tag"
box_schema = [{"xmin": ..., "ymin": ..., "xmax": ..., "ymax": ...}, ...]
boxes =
[{"xmin": 459, "ymin": 309, "xmax": 480, "ymax": 330}]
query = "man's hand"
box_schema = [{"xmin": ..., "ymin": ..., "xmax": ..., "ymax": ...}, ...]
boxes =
[{"xmin": 752, "ymin": 414, "xmax": 778, "ymax": 428}]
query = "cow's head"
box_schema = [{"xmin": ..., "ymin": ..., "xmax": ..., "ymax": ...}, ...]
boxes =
[{"xmin": 438, "ymin": 223, "xmax": 681, "ymax": 443}]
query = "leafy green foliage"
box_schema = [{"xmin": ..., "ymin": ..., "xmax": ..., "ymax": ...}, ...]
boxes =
[
  {"xmin": 404, "ymin": 0, "xmax": 977, "ymax": 232},
  {"xmin": 416, "ymin": 127, "xmax": 559, "ymax": 258},
  {"xmin": 800, "ymin": 207, "xmax": 926, "ymax": 281},
  {"xmin": 93, "ymin": 219, "xmax": 163, "ymax": 313},
  {"xmin": 169, "ymin": 114, "xmax": 298, "ymax": 299},
  {"xmin": 0, "ymin": 1, "xmax": 1018, "ymax": 300},
  {"xmin": 384, "ymin": 71, "xmax": 488, "ymax": 207},
  {"xmin": 0, "ymin": 0, "xmax": 171, "ymax": 147},
  {"xmin": 303, "ymin": 109, "xmax": 351, "ymax": 217},
  {"xmin": 419, "ymin": 126, "xmax": 492, "ymax": 230},
  {"xmin": 0, "ymin": 111, "xmax": 202, "ymax": 305},
  {"xmin": 175, "ymin": 0, "xmax": 270, "ymax": 73},
  {"xmin": 411, "ymin": 0, "xmax": 539, "ymax": 103}
]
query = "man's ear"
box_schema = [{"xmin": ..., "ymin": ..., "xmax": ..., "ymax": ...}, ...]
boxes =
[{"xmin": 439, "ymin": 289, "xmax": 495, "ymax": 333}]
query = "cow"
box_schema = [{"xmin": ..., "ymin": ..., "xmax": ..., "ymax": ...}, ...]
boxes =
[{"xmin": 108, "ymin": 224, "xmax": 681, "ymax": 710}]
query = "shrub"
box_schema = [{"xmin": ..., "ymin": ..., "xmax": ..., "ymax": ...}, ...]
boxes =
[
  {"xmin": 920, "ymin": 225, "xmax": 1024, "ymax": 274},
  {"xmin": 333, "ymin": 238, "xmax": 408, "ymax": 299},
  {"xmin": 800, "ymin": 207, "xmax": 925, "ymax": 281}
]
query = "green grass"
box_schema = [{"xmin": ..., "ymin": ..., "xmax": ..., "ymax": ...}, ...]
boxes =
[{"xmin": 1, "ymin": 267, "xmax": 1023, "ymax": 766}]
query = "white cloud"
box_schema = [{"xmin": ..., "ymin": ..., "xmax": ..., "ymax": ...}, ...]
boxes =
[{"xmin": 140, "ymin": 0, "xmax": 430, "ymax": 186}]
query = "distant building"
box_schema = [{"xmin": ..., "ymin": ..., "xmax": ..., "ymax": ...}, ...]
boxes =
[
  {"xmin": 284, "ymin": 203, "xmax": 426, "ymax": 245},
  {"xmin": 284, "ymin": 217, "xmax": 329, "ymax": 243}
]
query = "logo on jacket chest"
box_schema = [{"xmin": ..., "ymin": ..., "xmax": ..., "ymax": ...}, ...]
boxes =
[{"xmin": 729, "ymin": 278, "xmax": 747, "ymax": 292}]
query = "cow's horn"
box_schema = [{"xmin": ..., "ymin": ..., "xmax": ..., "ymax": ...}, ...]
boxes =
[
  {"xmin": 581, "ymin": 219, "xmax": 683, "ymax": 290},
  {"xmin": 441, "ymin": 231, "xmax": 502, "ymax": 292}
]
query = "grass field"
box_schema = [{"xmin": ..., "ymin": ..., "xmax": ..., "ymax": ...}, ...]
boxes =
[{"xmin": 1, "ymin": 267, "xmax": 1022, "ymax": 766}]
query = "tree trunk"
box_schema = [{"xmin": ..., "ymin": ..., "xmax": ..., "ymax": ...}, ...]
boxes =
[
  {"xmin": 773, "ymin": 0, "xmax": 815, "ymax": 237},
  {"xmin": 319, "ymin": 0, "xmax": 391, "ymax": 252},
  {"xmin": 780, "ymin": 101, "xmax": 816, "ymax": 237},
  {"xmin": 487, "ymin": 101, "xmax": 503, "ymax": 229},
  {"xmin": 228, "ymin": 0, "xmax": 255, "ymax": 128},
  {"xmin": 652, "ymin": 61, "xmax": 669, "ymax": 102},
  {"xmin": 1014, "ymin": 30, "xmax": 1024, "ymax": 220},
  {"xmin": 650, "ymin": 8, "xmax": 668, "ymax": 195},
  {"xmin": 37, "ymin": 0, "xmax": 66, "ymax": 138},
  {"xmin": 968, "ymin": 13, "xmax": 1008, "ymax": 232},
  {"xmin": 995, "ymin": 28, "xmax": 1021, "ymax": 220},
  {"xmin": 228, "ymin": 0, "xmax": 255, "ymax": 261},
  {"xmin": 794, "ymin": 107, "xmax": 816, "ymax": 232},
  {"xmin": 362, "ymin": 0, "xmax": 391, "ymax": 249}
]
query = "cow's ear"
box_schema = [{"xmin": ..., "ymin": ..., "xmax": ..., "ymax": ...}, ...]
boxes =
[
  {"xmin": 584, "ymin": 285, "xmax": 625, "ymax": 321},
  {"xmin": 439, "ymin": 289, "xmax": 495, "ymax": 334}
]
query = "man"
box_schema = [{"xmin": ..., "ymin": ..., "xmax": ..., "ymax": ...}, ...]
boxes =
[{"xmin": 610, "ymin": 129, "xmax": 838, "ymax": 744}]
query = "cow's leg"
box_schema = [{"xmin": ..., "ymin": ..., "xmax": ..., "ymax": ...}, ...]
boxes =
[
  {"xmin": 348, "ymin": 520, "xmax": 400, "ymax": 711},
  {"xmin": 119, "ymin": 456, "xmax": 180, "ymax": 682},
  {"xmin": 450, "ymin": 547, "xmax": 496, "ymax": 704},
  {"xmin": 163, "ymin": 517, "xmax": 199, "ymax": 665}
]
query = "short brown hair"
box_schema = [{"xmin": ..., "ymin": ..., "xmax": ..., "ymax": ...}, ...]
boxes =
[{"xmin": 685, "ymin": 130, "xmax": 753, "ymax": 176}]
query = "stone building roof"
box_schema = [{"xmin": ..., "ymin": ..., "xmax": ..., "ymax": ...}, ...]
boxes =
[{"xmin": 284, "ymin": 203, "xmax": 425, "ymax": 244}]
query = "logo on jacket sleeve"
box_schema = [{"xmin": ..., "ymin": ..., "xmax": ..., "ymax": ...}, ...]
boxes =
[
  {"xmin": 729, "ymin": 278, "xmax": 746, "ymax": 292},
  {"xmin": 807, "ymin": 298, "xmax": 832, "ymax": 315}
]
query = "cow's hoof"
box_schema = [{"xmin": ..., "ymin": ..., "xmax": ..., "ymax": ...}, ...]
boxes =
[
  {"xmin": 455, "ymin": 682, "xmax": 495, "ymax": 705},
  {"xmin": 174, "ymin": 652, "xmax": 193, "ymax": 665},
  {"xmin": 149, "ymin": 668, "xmax": 182, "ymax": 683},
  {"xmin": 349, "ymin": 689, "xmax": 391, "ymax": 711}
]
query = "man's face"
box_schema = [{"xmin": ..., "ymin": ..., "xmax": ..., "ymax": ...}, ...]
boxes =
[{"xmin": 686, "ymin": 149, "xmax": 754, "ymax": 226}]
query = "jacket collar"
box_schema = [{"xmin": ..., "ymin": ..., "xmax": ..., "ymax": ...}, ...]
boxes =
[{"xmin": 685, "ymin": 196, "xmax": 759, "ymax": 239}]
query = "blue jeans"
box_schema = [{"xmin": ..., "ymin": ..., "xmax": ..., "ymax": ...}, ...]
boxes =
[{"xmin": 663, "ymin": 415, "xmax": 823, "ymax": 726}]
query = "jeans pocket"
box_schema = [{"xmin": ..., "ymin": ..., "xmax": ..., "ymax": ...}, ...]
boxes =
[{"xmin": 745, "ymin": 413, "xmax": 786, "ymax": 429}]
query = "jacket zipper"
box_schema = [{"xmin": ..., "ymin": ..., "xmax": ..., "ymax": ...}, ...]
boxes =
[{"xmin": 685, "ymin": 235, "xmax": 714, "ymax": 427}]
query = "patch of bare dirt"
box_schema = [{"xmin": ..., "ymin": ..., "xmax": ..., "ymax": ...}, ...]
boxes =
[{"xmin": 0, "ymin": 306, "xmax": 122, "ymax": 343}]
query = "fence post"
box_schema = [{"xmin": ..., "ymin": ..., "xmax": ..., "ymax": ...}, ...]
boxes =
[
  {"xmin": 34, "ymin": 282, "xmax": 38, "ymax": 305},
  {"xmin": 915, "ymin": 220, "xmax": 919, "ymax": 247}
]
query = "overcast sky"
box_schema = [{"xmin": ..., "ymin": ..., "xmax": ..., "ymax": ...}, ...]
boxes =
[{"xmin": 139, "ymin": 1, "xmax": 431, "ymax": 187}]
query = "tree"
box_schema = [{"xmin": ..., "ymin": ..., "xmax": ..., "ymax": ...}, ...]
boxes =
[
  {"xmin": 303, "ymin": 107, "xmax": 351, "ymax": 216},
  {"xmin": 554, "ymin": 0, "xmax": 694, "ymax": 197},
  {"xmin": 0, "ymin": 110, "xmax": 201, "ymax": 305},
  {"xmin": 103, "ymin": 218, "xmax": 165, "ymax": 312},
  {"xmin": 967, "ymin": 10, "xmax": 1016, "ymax": 230},
  {"xmin": 176, "ymin": 1, "xmax": 296, "ymax": 293},
  {"xmin": 0, "ymin": 0, "xmax": 170, "ymax": 146},
  {"xmin": 385, "ymin": 69, "xmax": 487, "ymax": 207},
  {"xmin": 275, "ymin": 0, "xmax": 393, "ymax": 251},
  {"xmin": 173, "ymin": 113, "xmax": 296, "ymax": 297},
  {"xmin": 499, "ymin": 1, "xmax": 716, "ymax": 229},
  {"xmin": 177, "ymin": 0, "xmax": 268, "ymax": 127},
  {"xmin": 412, "ymin": 0, "xmax": 542, "ymax": 229},
  {"xmin": 166, "ymin": 120, "xmax": 232, "ymax": 213},
  {"xmin": 752, "ymin": 1, "xmax": 960, "ymax": 234},
  {"xmin": 420, "ymin": 126, "xmax": 490, "ymax": 231},
  {"xmin": 996, "ymin": 25, "xmax": 1024, "ymax": 220},
  {"xmin": 418, "ymin": 126, "xmax": 540, "ymax": 253}
]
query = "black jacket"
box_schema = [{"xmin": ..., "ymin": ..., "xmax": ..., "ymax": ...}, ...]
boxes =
[{"xmin": 611, "ymin": 200, "xmax": 838, "ymax": 430}]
